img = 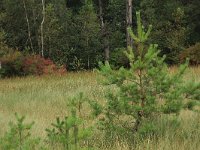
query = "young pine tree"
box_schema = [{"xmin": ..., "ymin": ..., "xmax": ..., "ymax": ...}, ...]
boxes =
[
  {"xmin": 91, "ymin": 12, "xmax": 200, "ymax": 134},
  {"xmin": 46, "ymin": 93, "xmax": 93, "ymax": 150},
  {"xmin": 0, "ymin": 113, "xmax": 43, "ymax": 150}
]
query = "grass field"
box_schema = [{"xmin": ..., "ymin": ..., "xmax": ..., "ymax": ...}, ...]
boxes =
[{"xmin": 0, "ymin": 67, "xmax": 200, "ymax": 150}]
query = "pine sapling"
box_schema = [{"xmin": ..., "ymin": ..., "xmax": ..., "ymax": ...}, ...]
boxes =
[
  {"xmin": 90, "ymin": 11, "xmax": 200, "ymax": 136},
  {"xmin": 0, "ymin": 113, "xmax": 42, "ymax": 150},
  {"xmin": 46, "ymin": 93, "xmax": 93, "ymax": 150}
]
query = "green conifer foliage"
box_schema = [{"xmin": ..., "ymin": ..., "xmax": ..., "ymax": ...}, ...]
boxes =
[
  {"xmin": 46, "ymin": 93, "xmax": 93, "ymax": 150},
  {"xmin": 92, "ymin": 12, "xmax": 200, "ymax": 134},
  {"xmin": 0, "ymin": 113, "xmax": 42, "ymax": 150}
]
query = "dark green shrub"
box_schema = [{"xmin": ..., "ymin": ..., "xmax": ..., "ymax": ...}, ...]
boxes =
[
  {"xmin": 0, "ymin": 50, "xmax": 24, "ymax": 78},
  {"xmin": 0, "ymin": 42, "xmax": 12, "ymax": 57}
]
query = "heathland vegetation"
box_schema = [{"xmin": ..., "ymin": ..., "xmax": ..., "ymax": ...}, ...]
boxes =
[
  {"xmin": 0, "ymin": 68, "xmax": 199, "ymax": 149},
  {"xmin": 0, "ymin": 0, "xmax": 200, "ymax": 150}
]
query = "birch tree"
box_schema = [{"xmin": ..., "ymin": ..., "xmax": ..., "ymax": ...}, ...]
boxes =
[
  {"xmin": 22, "ymin": 0, "xmax": 34, "ymax": 53},
  {"xmin": 41, "ymin": 0, "xmax": 45, "ymax": 57},
  {"xmin": 98, "ymin": 0, "xmax": 109, "ymax": 61},
  {"xmin": 126, "ymin": 0, "xmax": 133, "ymax": 49}
]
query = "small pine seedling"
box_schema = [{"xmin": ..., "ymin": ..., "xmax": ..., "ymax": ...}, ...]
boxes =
[
  {"xmin": 46, "ymin": 93, "xmax": 93, "ymax": 150},
  {"xmin": 0, "ymin": 113, "xmax": 42, "ymax": 150}
]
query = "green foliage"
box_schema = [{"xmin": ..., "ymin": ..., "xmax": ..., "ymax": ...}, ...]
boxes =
[
  {"xmin": 0, "ymin": 113, "xmax": 43, "ymax": 150},
  {"xmin": 46, "ymin": 93, "xmax": 93, "ymax": 150},
  {"xmin": 166, "ymin": 7, "xmax": 187, "ymax": 63},
  {"xmin": 69, "ymin": 56, "xmax": 85, "ymax": 71},
  {"xmin": 0, "ymin": 94, "xmax": 93, "ymax": 149},
  {"xmin": 92, "ymin": 12, "xmax": 200, "ymax": 140},
  {"xmin": 140, "ymin": 0, "xmax": 188, "ymax": 64},
  {"xmin": 74, "ymin": 0, "xmax": 101, "ymax": 69},
  {"xmin": 185, "ymin": 0, "xmax": 200, "ymax": 44},
  {"xmin": 1, "ymin": 0, "xmax": 200, "ymax": 69},
  {"xmin": 0, "ymin": 48, "xmax": 24, "ymax": 78},
  {"xmin": 109, "ymin": 48, "xmax": 129, "ymax": 68}
]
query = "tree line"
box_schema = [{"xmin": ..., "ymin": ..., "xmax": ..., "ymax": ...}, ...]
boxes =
[{"xmin": 0, "ymin": 0, "xmax": 200, "ymax": 70}]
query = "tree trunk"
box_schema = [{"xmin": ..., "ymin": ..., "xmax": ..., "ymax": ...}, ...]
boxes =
[
  {"xmin": 98, "ymin": 0, "xmax": 109, "ymax": 61},
  {"xmin": 126, "ymin": 0, "xmax": 133, "ymax": 49},
  {"xmin": 41, "ymin": 0, "xmax": 45, "ymax": 57},
  {"xmin": 32, "ymin": 0, "xmax": 40, "ymax": 53},
  {"xmin": 23, "ymin": 0, "xmax": 34, "ymax": 53}
]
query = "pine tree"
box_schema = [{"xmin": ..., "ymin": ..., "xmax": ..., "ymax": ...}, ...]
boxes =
[
  {"xmin": 46, "ymin": 93, "xmax": 93, "ymax": 150},
  {"xmin": 0, "ymin": 113, "xmax": 42, "ymax": 150},
  {"xmin": 91, "ymin": 11, "xmax": 200, "ymax": 134}
]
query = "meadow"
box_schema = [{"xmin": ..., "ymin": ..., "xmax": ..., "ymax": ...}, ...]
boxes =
[{"xmin": 0, "ymin": 67, "xmax": 200, "ymax": 150}]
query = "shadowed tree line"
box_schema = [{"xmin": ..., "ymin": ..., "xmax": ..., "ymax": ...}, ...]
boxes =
[{"xmin": 0, "ymin": 0, "xmax": 200, "ymax": 70}]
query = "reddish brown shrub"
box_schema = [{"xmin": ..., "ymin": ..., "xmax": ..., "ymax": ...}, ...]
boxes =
[
  {"xmin": 57, "ymin": 65, "xmax": 67, "ymax": 75},
  {"xmin": 23, "ymin": 55, "xmax": 66, "ymax": 75},
  {"xmin": 180, "ymin": 43, "xmax": 200, "ymax": 65},
  {"xmin": 23, "ymin": 55, "xmax": 43, "ymax": 75}
]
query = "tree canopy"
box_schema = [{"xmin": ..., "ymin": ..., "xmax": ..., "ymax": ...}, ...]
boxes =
[{"xmin": 0, "ymin": 0, "xmax": 200, "ymax": 70}]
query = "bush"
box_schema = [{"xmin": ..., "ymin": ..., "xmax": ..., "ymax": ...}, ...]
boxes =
[
  {"xmin": 23, "ymin": 55, "xmax": 66, "ymax": 76},
  {"xmin": 0, "ymin": 49, "xmax": 24, "ymax": 78},
  {"xmin": 0, "ymin": 53, "xmax": 66, "ymax": 78},
  {"xmin": 23, "ymin": 55, "xmax": 57, "ymax": 75},
  {"xmin": 0, "ymin": 42, "xmax": 13, "ymax": 57},
  {"xmin": 180, "ymin": 42, "xmax": 200, "ymax": 65}
]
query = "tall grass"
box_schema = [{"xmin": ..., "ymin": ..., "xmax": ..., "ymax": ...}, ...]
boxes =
[{"xmin": 0, "ymin": 67, "xmax": 200, "ymax": 149}]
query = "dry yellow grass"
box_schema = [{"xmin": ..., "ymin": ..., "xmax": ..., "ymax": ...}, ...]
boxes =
[{"xmin": 0, "ymin": 67, "xmax": 200, "ymax": 149}]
